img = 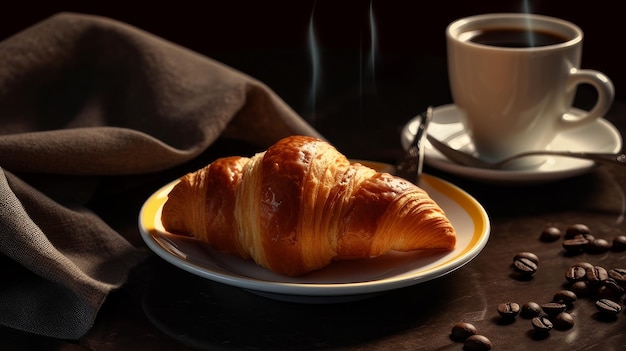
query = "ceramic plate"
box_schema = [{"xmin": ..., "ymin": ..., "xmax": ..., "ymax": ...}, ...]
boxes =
[
  {"xmin": 401, "ymin": 104, "xmax": 623, "ymax": 184},
  {"xmin": 139, "ymin": 171, "xmax": 489, "ymax": 303}
]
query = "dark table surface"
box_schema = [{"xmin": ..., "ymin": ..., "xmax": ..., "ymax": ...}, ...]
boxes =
[
  {"xmin": 4, "ymin": 105, "xmax": 621, "ymax": 351},
  {"xmin": 3, "ymin": 75, "xmax": 625, "ymax": 351},
  {"xmin": 2, "ymin": 2, "xmax": 626, "ymax": 350}
]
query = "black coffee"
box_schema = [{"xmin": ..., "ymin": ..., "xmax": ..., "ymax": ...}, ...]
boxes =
[{"xmin": 469, "ymin": 28, "xmax": 568, "ymax": 48}]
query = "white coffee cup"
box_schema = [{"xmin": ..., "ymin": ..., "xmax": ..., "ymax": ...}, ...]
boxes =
[{"xmin": 446, "ymin": 13, "xmax": 614, "ymax": 164}]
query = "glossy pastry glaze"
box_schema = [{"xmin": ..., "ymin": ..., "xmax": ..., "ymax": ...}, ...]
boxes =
[{"xmin": 162, "ymin": 135, "xmax": 456, "ymax": 276}]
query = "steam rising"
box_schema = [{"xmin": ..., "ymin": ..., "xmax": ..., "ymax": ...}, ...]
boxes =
[
  {"xmin": 305, "ymin": 1, "xmax": 379, "ymax": 124},
  {"xmin": 522, "ymin": 0, "xmax": 535, "ymax": 47},
  {"xmin": 362, "ymin": 1, "xmax": 378, "ymax": 117},
  {"xmin": 306, "ymin": 4, "xmax": 321, "ymax": 123}
]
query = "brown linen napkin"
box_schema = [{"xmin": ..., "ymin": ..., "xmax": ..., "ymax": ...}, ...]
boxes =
[{"xmin": 0, "ymin": 12, "xmax": 321, "ymax": 339}]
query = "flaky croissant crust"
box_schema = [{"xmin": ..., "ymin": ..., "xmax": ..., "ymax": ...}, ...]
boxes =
[{"xmin": 161, "ymin": 135, "xmax": 456, "ymax": 276}]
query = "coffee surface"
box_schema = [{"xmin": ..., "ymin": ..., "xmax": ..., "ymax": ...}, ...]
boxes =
[{"xmin": 469, "ymin": 28, "xmax": 568, "ymax": 47}]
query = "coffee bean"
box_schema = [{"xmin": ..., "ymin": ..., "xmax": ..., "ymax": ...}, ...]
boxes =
[
  {"xmin": 513, "ymin": 252, "xmax": 539, "ymax": 275},
  {"xmin": 553, "ymin": 312, "xmax": 575, "ymax": 330},
  {"xmin": 463, "ymin": 335, "xmax": 492, "ymax": 351},
  {"xmin": 553, "ymin": 289, "xmax": 577, "ymax": 305},
  {"xmin": 608, "ymin": 268, "xmax": 626, "ymax": 286},
  {"xmin": 575, "ymin": 233, "xmax": 595, "ymax": 242},
  {"xmin": 565, "ymin": 265, "xmax": 587, "ymax": 283},
  {"xmin": 540, "ymin": 226, "xmax": 561, "ymax": 242},
  {"xmin": 598, "ymin": 286, "xmax": 618, "ymax": 301},
  {"xmin": 595, "ymin": 298, "xmax": 622, "ymax": 315},
  {"xmin": 513, "ymin": 252, "xmax": 539, "ymax": 264},
  {"xmin": 569, "ymin": 281, "xmax": 591, "ymax": 298},
  {"xmin": 586, "ymin": 238, "xmax": 611, "ymax": 254},
  {"xmin": 612, "ymin": 235, "xmax": 626, "ymax": 252},
  {"xmin": 497, "ymin": 302, "xmax": 520, "ymax": 319},
  {"xmin": 587, "ymin": 266, "xmax": 609, "ymax": 286},
  {"xmin": 562, "ymin": 238, "xmax": 589, "ymax": 254},
  {"xmin": 573, "ymin": 261, "xmax": 594, "ymax": 270},
  {"xmin": 531, "ymin": 316, "xmax": 553, "ymax": 333},
  {"xmin": 602, "ymin": 277, "xmax": 624, "ymax": 291},
  {"xmin": 541, "ymin": 302, "xmax": 567, "ymax": 315},
  {"xmin": 598, "ymin": 279, "xmax": 624, "ymax": 301},
  {"xmin": 520, "ymin": 302, "xmax": 541, "ymax": 319},
  {"xmin": 450, "ymin": 322, "xmax": 478, "ymax": 341},
  {"xmin": 565, "ymin": 223, "xmax": 591, "ymax": 239}
]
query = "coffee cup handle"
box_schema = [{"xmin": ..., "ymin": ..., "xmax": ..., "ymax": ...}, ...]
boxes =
[{"xmin": 561, "ymin": 69, "xmax": 614, "ymax": 128}]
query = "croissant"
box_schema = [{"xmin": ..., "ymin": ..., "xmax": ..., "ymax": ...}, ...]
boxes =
[{"xmin": 161, "ymin": 135, "xmax": 456, "ymax": 276}]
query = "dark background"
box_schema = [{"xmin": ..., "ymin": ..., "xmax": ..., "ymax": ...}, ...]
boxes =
[
  {"xmin": 0, "ymin": 0, "xmax": 622, "ymax": 160},
  {"xmin": 1, "ymin": 3, "xmax": 626, "ymax": 350}
]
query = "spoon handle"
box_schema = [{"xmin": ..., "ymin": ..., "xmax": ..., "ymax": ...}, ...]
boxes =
[
  {"xmin": 505, "ymin": 151, "xmax": 626, "ymax": 167},
  {"xmin": 395, "ymin": 107, "xmax": 433, "ymax": 183}
]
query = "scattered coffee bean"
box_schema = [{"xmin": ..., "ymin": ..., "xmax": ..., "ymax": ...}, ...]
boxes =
[
  {"xmin": 565, "ymin": 265, "xmax": 587, "ymax": 283},
  {"xmin": 562, "ymin": 238, "xmax": 589, "ymax": 254},
  {"xmin": 463, "ymin": 334, "xmax": 492, "ymax": 351},
  {"xmin": 487, "ymin": 223, "xmax": 626, "ymax": 344},
  {"xmin": 513, "ymin": 260, "xmax": 537, "ymax": 275},
  {"xmin": 513, "ymin": 252, "xmax": 539, "ymax": 264},
  {"xmin": 553, "ymin": 290, "xmax": 577, "ymax": 305},
  {"xmin": 612, "ymin": 235, "xmax": 626, "ymax": 252},
  {"xmin": 553, "ymin": 312, "xmax": 575, "ymax": 330},
  {"xmin": 569, "ymin": 281, "xmax": 591, "ymax": 298},
  {"xmin": 573, "ymin": 261, "xmax": 594, "ymax": 270},
  {"xmin": 608, "ymin": 268, "xmax": 626, "ymax": 286},
  {"xmin": 586, "ymin": 266, "xmax": 609, "ymax": 286},
  {"xmin": 586, "ymin": 238, "xmax": 611, "ymax": 254},
  {"xmin": 450, "ymin": 322, "xmax": 478, "ymax": 341},
  {"xmin": 597, "ymin": 279, "xmax": 624, "ymax": 301},
  {"xmin": 575, "ymin": 233, "xmax": 595, "ymax": 242},
  {"xmin": 565, "ymin": 223, "xmax": 591, "ymax": 239},
  {"xmin": 520, "ymin": 302, "xmax": 542, "ymax": 319},
  {"xmin": 541, "ymin": 302, "xmax": 567, "ymax": 315},
  {"xmin": 497, "ymin": 302, "xmax": 520, "ymax": 319},
  {"xmin": 513, "ymin": 252, "xmax": 539, "ymax": 275},
  {"xmin": 595, "ymin": 298, "xmax": 622, "ymax": 315},
  {"xmin": 540, "ymin": 226, "xmax": 561, "ymax": 242},
  {"xmin": 531, "ymin": 316, "xmax": 553, "ymax": 333}
]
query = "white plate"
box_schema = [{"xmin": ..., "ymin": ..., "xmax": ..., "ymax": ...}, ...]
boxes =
[
  {"xmin": 139, "ymin": 173, "xmax": 490, "ymax": 303},
  {"xmin": 401, "ymin": 104, "xmax": 623, "ymax": 184}
]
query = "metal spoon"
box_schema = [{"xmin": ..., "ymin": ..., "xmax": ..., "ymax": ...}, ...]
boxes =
[
  {"xmin": 395, "ymin": 106, "xmax": 433, "ymax": 183},
  {"xmin": 426, "ymin": 134, "xmax": 626, "ymax": 169}
]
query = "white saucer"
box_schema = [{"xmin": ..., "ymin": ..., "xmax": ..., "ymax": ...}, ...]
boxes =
[{"xmin": 401, "ymin": 104, "xmax": 623, "ymax": 184}]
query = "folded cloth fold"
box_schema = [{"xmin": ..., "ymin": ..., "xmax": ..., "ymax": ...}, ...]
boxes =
[{"xmin": 0, "ymin": 12, "xmax": 321, "ymax": 339}]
